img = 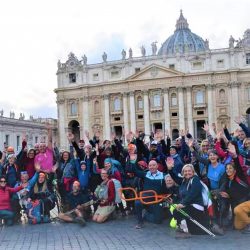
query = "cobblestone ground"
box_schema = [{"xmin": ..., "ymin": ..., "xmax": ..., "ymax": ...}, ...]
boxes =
[{"xmin": 0, "ymin": 216, "xmax": 249, "ymax": 250}]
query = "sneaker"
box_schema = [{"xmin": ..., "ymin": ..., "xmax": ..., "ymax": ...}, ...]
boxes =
[
  {"xmin": 135, "ymin": 223, "xmax": 144, "ymax": 229},
  {"xmin": 175, "ymin": 231, "xmax": 192, "ymax": 239},
  {"xmin": 242, "ymin": 225, "xmax": 250, "ymax": 234},
  {"xmin": 211, "ymin": 224, "xmax": 224, "ymax": 236},
  {"xmin": 74, "ymin": 217, "xmax": 86, "ymax": 226}
]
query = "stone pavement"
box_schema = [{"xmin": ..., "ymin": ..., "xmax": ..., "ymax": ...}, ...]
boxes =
[{"xmin": 0, "ymin": 217, "xmax": 249, "ymax": 250}]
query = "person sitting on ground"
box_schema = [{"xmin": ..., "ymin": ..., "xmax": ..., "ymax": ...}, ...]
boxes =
[
  {"xmin": 93, "ymin": 169, "xmax": 116, "ymax": 223},
  {"xmin": 0, "ymin": 176, "xmax": 27, "ymax": 226},
  {"xmin": 58, "ymin": 181, "xmax": 91, "ymax": 226},
  {"xmin": 28, "ymin": 171, "xmax": 56, "ymax": 223},
  {"xmin": 219, "ymin": 144, "xmax": 250, "ymax": 232},
  {"xmin": 168, "ymin": 164, "xmax": 209, "ymax": 238}
]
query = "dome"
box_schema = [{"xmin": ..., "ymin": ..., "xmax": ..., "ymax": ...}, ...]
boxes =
[{"xmin": 158, "ymin": 10, "xmax": 206, "ymax": 56}]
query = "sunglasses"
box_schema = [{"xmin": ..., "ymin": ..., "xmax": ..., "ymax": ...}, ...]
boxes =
[{"xmin": 0, "ymin": 180, "xmax": 6, "ymax": 183}]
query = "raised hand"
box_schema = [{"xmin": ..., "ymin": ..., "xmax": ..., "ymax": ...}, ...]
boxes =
[
  {"xmin": 180, "ymin": 129, "xmax": 185, "ymax": 137},
  {"xmin": 187, "ymin": 138, "xmax": 194, "ymax": 148},
  {"xmin": 234, "ymin": 116, "xmax": 242, "ymax": 125},
  {"xmin": 166, "ymin": 157, "xmax": 174, "ymax": 170},
  {"xmin": 202, "ymin": 123, "xmax": 209, "ymax": 133},
  {"xmin": 216, "ymin": 130, "xmax": 223, "ymax": 140},
  {"xmin": 165, "ymin": 129, "xmax": 170, "ymax": 138},
  {"xmin": 227, "ymin": 142, "xmax": 237, "ymax": 156},
  {"xmin": 67, "ymin": 132, "xmax": 74, "ymax": 142}
]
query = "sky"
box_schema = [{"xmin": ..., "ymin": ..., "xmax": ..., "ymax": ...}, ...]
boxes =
[{"xmin": 0, "ymin": 0, "xmax": 249, "ymax": 119}]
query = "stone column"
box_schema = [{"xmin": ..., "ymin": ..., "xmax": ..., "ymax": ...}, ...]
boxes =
[
  {"xmin": 178, "ymin": 87, "xmax": 185, "ymax": 130},
  {"xmin": 129, "ymin": 92, "xmax": 136, "ymax": 132},
  {"xmin": 207, "ymin": 84, "xmax": 214, "ymax": 125},
  {"xmin": 143, "ymin": 91, "xmax": 150, "ymax": 135},
  {"xmin": 57, "ymin": 99, "xmax": 67, "ymax": 149},
  {"xmin": 103, "ymin": 94, "xmax": 111, "ymax": 140},
  {"xmin": 230, "ymin": 82, "xmax": 240, "ymax": 131},
  {"xmin": 82, "ymin": 96, "xmax": 89, "ymax": 132},
  {"xmin": 186, "ymin": 87, "xmax": 194, "ymax": 136},
  {"xmin": 122, "ymin": 92, "xmax": 129, "ymax": 134},
  {"xmin": 163, "ymin": 88, "xmax": 171, "ymax": 133}
]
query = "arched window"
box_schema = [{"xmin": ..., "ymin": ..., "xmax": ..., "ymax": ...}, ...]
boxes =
[
  {"xmin": 70, "ymin": 102, "xmax": 77, "ymax": 115},
  {"xmin": 153, "ymin": 94, "xmax": 161, "ymax": 107},
  {"xmin": 94, "ymin": 100, "xmax": 100, "ymax": 113},
  {"xmin": 114, "ymin": 98, "xmax": 121, "ymax": 111},
  {"xmin": 219, "ymin": 89, "xmax": 226, "ymax": 102},
  {"xmin": 137, "ymin": 96, "xmax": 143, "ymax": 110},
  {"xmin": 196, "ymin": 90, "xmax": 204, "ymax": 104},
  {"xmin": 171, "ymin": 93, "xmax": 177, "ymax": 106}
]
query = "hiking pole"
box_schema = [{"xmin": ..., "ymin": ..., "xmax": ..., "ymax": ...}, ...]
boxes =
[{"xmin": 170, "ymin": 204, "xmax": 216, "ymax": 238}]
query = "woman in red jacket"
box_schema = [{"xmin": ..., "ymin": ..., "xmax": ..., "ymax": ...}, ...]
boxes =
[{"xmin": 0, "ymin": 176, "xmax": 27, "ymax": 225}]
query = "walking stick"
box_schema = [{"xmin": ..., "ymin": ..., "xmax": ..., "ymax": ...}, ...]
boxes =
[
  {"xmin": 119, "ymin": 187, "xmax": 216, "ymax": 238},
  {"xmin": 170, "ymin": 204, "xmax": 216, "ymax": 237}
]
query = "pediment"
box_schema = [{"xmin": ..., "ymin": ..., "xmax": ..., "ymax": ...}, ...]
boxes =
[{"xmin": 127, "ymin": 64, "xmax": 183, "ymax": 81}]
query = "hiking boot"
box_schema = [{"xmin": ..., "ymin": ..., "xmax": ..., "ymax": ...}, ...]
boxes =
[
  {"xmin": 175, "ymin": 231, "xmax": 192, "ymax": 239},
  {"xmin": 74, "ymin": 217, "xmax": 86, "ymax": 226},
  {"xmin": 211, "ymin": 224, "xmax": 224, "ymax": 236},
  {"xmin": 242, "ymin": 225, "xmax": 250, "ymax": 234}
]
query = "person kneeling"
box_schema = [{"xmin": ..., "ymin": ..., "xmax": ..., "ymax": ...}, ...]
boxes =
[
  {"xmin": 58, "ymin": 181, "xmax": 91, "ymax": 226},
  {"xmin": 93, "ymin": 169, "xmax": 116, "ymax": 223}
]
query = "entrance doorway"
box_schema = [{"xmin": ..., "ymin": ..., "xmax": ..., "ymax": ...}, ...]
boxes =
[
  {"xmin": 114, "ymin": 126, "xmax": 123, "ymax": 138},
  {"xmin": 196, "ymin": 120, "xmax": 206, "ymax": 140},
  {"xmin": 153, "ymin": 123, "xmax": 163, "ymax": 133},
  {"xmin": 172, "ymin": 129, "xmax": 179, "ymax": 140},
  {"xmin": 68, "ymin": 120, "xmax": 80, "ymax": 142},
  {"xmin": 246, "ymin": 108, "xmax": 250, "ymax": 128}
]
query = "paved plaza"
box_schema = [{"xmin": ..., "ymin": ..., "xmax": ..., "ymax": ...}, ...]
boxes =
[{"xmin": 0, "ymin": 216, "xmax": 249, "ymax": 250}]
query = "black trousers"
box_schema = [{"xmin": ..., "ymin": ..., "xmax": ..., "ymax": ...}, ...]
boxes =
[{"xmin": 173, "ymin": 205, "xmax": 209, "ymax": 235}]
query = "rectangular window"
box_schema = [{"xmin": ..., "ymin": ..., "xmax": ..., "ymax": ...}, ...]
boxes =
[
  {"xmin": 70, "ymin": 103, "xmax": 77, "ymax": 116},
  {"xmin": 197, "ymin": 110, "xmax": 204, "ymax": 115},
  {"xmin": 138, "ymin": 115, "xmax": 144, "ymax": 119},
  {"xmin": 169, "ymin": 64, "xmax": 175, "ymax": 69},
  {"xmin": 172, "ymin": 112, "xmax": 178, "ymax": 117},
  {"xmin": 17, "ymin": 136, "xmax": 20, "ymax": 150},
  {"xmin": 111, "ymin": 71, "xmax": 120, "ymax": 78},
  {"xmin": 114, "ymin": 117, "xmax": 120, "ymax": 121},
  {"xmin": 69, "ymin": 73, "xmax": 76, "ymax": 83},
  {"xmin": 246, "ymin": 53, "xmax": 250, "ymax": 65},
  {"xmin": 192, "ymin": 61, "xmax": 203, "ymax": 70},
  {"xmin": 93, "ymin": 73, "xmax": 99, "ymax": 81},
  {"xmin": 35, "ymin": 136, "xmax": 38, "ymax": 143},
  {"xmin": 217, "ymin": 59, "xmax": 224, "ymax": 68},
  {"xmin": 5, "ymin": 134, "xmax": 9, "ymax": 146},
  {"xmin": 135, "ymin": 68, "xmax": 141, "ymax": 73}
]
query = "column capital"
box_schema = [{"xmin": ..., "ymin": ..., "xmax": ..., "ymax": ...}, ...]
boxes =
[
  {"xmin": 129, "ymin": 91, "xmax": 135, "ymax": 97},
  {"xmin": 229, "ymin": 81, "xmax": 241, "ymax": 88},
  {"xmin": 163, "ymin": 87, "xmax": 169, "ymax": 94},
  {"xmin": 103, "ymin": 94, "xmax": 110, "ymax": 100},
  {"xmin": 56, "ymin": 98, "xmax": 65, "ymax": 104},
  {"xmin": 206, "ymin": 83, "xmax": 216, "ymax": 90},
  {"xmin": 122, "ymin": 92, "xmax": 129, "ymax": 97},
  {"xmin": 177, "ymin": 86, "xmax": 184, "ymax": 92},
  {"xmin": 81, "ymin": 96, "xmax": 89, "ymax": 102},
  {"xmin": 142, "ymin": 90, "xmax": 149, "ymax": 96},
  {"xmin": 185, "ymin": 86, "xmax": 192, "ymax": 92}
]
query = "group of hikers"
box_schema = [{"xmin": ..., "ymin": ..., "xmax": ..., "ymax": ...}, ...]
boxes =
[{"xmin": 0, "ymin": 115, "xmax": 250, "ymax": 238}]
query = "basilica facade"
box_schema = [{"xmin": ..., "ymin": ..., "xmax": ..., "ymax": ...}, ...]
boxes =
[{"xmin": 55, "ymin": 11, "xmax": 250, "ymax": 149}]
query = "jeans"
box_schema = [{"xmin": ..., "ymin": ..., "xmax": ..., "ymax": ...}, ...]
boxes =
[
  {"xmin": 0, "ymin": 210, "xmax": 14, "ymax": 226},
  {"xmin": 135, "ymin": 200, "xmax": 164, "ymax": 224}
]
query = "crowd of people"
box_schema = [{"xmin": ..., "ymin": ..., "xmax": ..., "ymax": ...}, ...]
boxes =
[{"xmin": 0, "ymin": 116, "xmax": 250, "ymax": 239}]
